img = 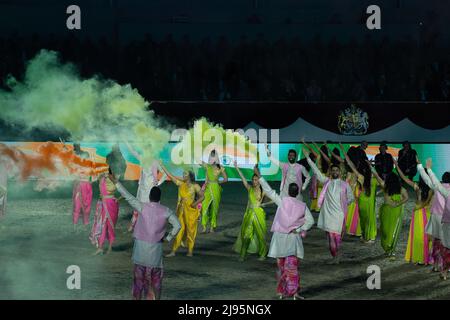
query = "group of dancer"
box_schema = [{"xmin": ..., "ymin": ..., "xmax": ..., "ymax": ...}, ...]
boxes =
[{"xmin": 1, "ymin": 139, "xmax": 450, "ymax": 301}]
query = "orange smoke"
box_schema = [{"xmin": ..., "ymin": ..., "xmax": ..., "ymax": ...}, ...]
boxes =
[{"xmin": 0, "ymin": 142, "xmax": 108, "ymax": 180}]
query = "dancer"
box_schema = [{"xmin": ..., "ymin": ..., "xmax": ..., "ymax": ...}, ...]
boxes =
[
  {"xmin": 233, "ymin": 161, "xmax": 269, "ymax": 261},
  {"xmin": 267, "ymin": 144, "xmax": 311, "ymax": 201},
  {"xmin": 372, "ymin": 168, "xmax": 408, "ymax": 259},
  {"xmin": 341, "ymin": 146, "xmax": 377, "ymax": 242},
  {"xmin": 90, "ymin": 169, "xmax": 120, "ymax": 255},
  {"xmin": 304, "ymin": 146, "xmax": 354, "ymax": 263},
  {"xmin": 395, "ymin": 159, "xmax": 433, "ymax": 265},
  {"xmin": 200, "ymin": 150, "xmax": 228, "ymax": 233},
  {"xmin": 329, "ymin": 144, "xmax": 362, "ymax": 237},
  {"xmin": 159, "ymin": 162, "xmax": 204, "ymax": 257},
  {"xmin": 109, "ymin": 174, "xmax": 181, "ymax": 300},
  {"xmin": 423, "ymin": 159, "xmax": 450, "ymax": 279},
  {"xmin": 125, "ymin": 142, "xmax": 166, "ymax": 231},
  {"xmin": 255, "ymin": 166, "xmax": 314, "ymax": 300},
  {"xmin": 302, "ymin": 141, "xmax": 329, "ymax": 211},
  {"xmin": 417, "ymin": 159, "xmax": 450, "ymax": 273},
  {"xmin": 72, "ymin": 143, "xmax": 94, "ymax": 230}
]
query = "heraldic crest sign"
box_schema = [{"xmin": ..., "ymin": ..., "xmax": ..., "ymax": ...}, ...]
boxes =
[{"xmin": 338, "ymin": 104, "xmax": 369, "ymax": 135}]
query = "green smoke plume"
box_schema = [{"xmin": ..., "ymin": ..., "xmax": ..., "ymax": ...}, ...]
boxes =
[{"xmin": 0, "ymin": 50, "xmax": 171, "ymax": 166}]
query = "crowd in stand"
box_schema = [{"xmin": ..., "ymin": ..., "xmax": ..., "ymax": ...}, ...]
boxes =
[{"xmin": 1, "ymin": 32, "xmax": 450, "ymax": 101}]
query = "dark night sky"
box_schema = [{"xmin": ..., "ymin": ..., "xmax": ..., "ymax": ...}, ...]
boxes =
[{"xmin": 0, "ymin": 0, "xmax": 449, "ymax": 43}]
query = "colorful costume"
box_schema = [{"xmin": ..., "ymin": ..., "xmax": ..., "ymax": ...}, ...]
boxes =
[
  {"xmin": 72, "ymin": 179, "xmax": 93, "ymax": 225},
  {"xmin": 90, "ymin": 176, "xmax": 119, "ymax": 248},
  {"xmin": 405, "ymin": 205, "xmax": 432, "ymax": 264},
  {"xmin": 259, "ymin": 177, "xmax": 314, "ymax": 298},
  {"xmin": 418, "ymin": 164, "xmax": 450, "ymax": 270},
  {"xmin": 307, "ymin": 158, "xmax": 353, "ymax": 258},
  {"xmin": 427, "ymin": 168, "xmax": 450, "ymax": 271},
  {"xmin": 172, "ymin": 181, "xmax": 201, "ymax": 254},
  {"xmin": 379, "ymin": 194, "xmax": 405, "ymax": 255},
  {"xmin": 358, "ymin": 178, "xmax": 378, "ymax": 241},
  {"xmin": 201, "ymin": 165, "xmax": 224, "ymax": 229},
  {"xmin": 115, "ymin": 182, "xmax": 181, "ymax": 300},
  {"xmin": 346, "ymin": 184, "xmax": 362, "ymax": 236},
  {"xmin": 233, "ymin": 187, "xmax": 268, "ymax": 259}
]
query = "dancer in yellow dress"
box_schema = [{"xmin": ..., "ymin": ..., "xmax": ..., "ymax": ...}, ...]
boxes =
[
  {"xmin": 160, "ymin": 162, "xmax": 204, "ymax": 257},
  {"xmin": 395, "ymin": 159, "xmax": 433, "ymax": 264},
  {"xmin": 200, "ymin": 150, "xmax": 228, "ymax": 233}
]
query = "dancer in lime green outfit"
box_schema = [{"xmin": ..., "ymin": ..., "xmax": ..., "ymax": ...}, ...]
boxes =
[
  {"xmin": 394, "ymin": 159, "xmax": 433, "ymax": 264},
  {"xmin": 233, "ymin": 162, "xmax": 270, "ymax": 261},
  {"xmin": 372, "ymin": 167, "xmax": 409, "ymax": 258},
  {"xmin": 358, "ymin": 177, "xmax": 378, "ymax": 241},
  {"xmin": 340, "ymin": 146, "xmax": 377, "ymax": 241},
  {"xmin": 201, "ymin": 150, "xmax": 228, "ymax": 233}
]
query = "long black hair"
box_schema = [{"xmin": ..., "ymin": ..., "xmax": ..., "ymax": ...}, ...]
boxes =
[
  {"xmin": 360, "ymin": 162, "xmax": 372, "ymax": 196},
  {"xmin": 384, "ymin": 173, "xmax": 402, "ymax": 196},
  {"xmin": 418, "ymin": 169, "xmax": 431, "ymax": 202}
]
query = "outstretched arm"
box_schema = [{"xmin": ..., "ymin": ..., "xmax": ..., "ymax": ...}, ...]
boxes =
[
  {"xmin": 426, "ymin": 158, "xmax": 450, "ymax": 198},
  {"xmin": 265, "ymin": 143, "xmax": 282, "ymax": 168},
  {"xmin": 304, "ymin": 147, "xmax": 327, "ymax": 184},
  {"xmin": 370, "ymin": 163, "xmax": 385, "ymax": 188},
  {"xmin": 313, "ymin": 142, "xmax": 331, "ymax": 164},
  {"xmin": 110, "ymin": 174, "xmax": 143, "ymax": 213},
  {"xmin": 125, "ymin": 141, "xmax": 142, "ymax": 162},
  {"xmin": 394, "ymin": 158, "xmax": 417, "ymax": 191},
  {"xmin": 301, "ymin": 138, "xmax": 319, "ymax": 159},
  {"xmin": 165, "ymin": 209, "xmax": 181, "ymax": 242},
  {"xmin": 301, "ymin": 165, "xmax": 311, "ymax": 191},
  {"xmin": 258, "ymin": 177, "xmax": 282, "ymax": 207},
  {"xmin": 417, "ymin": 160, "xmax": 434, "ymax": 190},
  {"xmin": 159, "ymin": 161, "xmax": 183, "ymax": 185},
  {"xmin": 234, "ymin": 161, "xmax": 250, "ymax": 190}
]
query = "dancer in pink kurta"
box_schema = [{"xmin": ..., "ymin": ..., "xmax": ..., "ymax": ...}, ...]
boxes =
[
  {"xmin": 90, "ymin": 172, "xmax": 119, "ymax": 255},
  {"xmin": 71, "ymin": 144, "xmax": 94, "ymax": 229}
]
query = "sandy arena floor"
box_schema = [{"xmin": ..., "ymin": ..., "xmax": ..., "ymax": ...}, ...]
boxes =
[{"xmin": 0, "ymin": 181, "xmax": 448, "ymax": 300}]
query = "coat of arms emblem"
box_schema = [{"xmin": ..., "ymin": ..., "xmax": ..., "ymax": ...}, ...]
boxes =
[{"xmin": 338, "ymin": 104, "xmax": 369, "ymax": 135}]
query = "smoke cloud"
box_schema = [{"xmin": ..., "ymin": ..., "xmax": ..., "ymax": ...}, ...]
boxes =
[{"xmin": 0, "ymin": 50, "xmax": 171, "ymax": 170}]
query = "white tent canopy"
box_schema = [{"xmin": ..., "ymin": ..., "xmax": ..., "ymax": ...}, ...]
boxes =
[{"xmin": 243, "ymin": 118, "xmax": 450, "ymax": 143}]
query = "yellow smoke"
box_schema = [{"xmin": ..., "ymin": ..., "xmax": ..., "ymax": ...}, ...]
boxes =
[{"xmin": 0, "ymin": 50, "xmax": 170, "ymax": 167}]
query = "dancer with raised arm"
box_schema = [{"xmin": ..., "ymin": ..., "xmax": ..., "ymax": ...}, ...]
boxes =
[
  {"xmin": 255, "ymin": 165, "xmax": 314, "ymax": 300},
  {"xmin": 200, "ymin": 150, "xmax": 228, "ymax": 233},
  {"xmin": 423, "ymin": 158, "xmax": 450, "ymax": 280},
  {"xmin": 109, "ymin": 173, "xmax": 181, "ymax": 300},
  {"xmin": 159, "ymin": 162, "xmax": 204, "ymax": 257},
  {"xmin": 71, "ymin": 143, "xmax": 94, "ymax": 231},
  {"xmin": 395, "ymin": 159, "xmax": 433, "ymax": 265},
  {"xmin": 233, "ymin": 161, "xmax": 269, "ymax": 261},
  {"xmin": 341, "ymin": 145, "xmax": 377, "ymax": 242},
  {"xmin": 417, "ymin": 158, "xmax": 450, "ymax": 273},
  {"xmin": 303, "ymin": 145, "xmax": 354, "ymax": 264},
  {"xmin": 267, "ymin": 143, "xmax": 311, "ymax": 201},
  {"xmin": 303, "ymin": 141, "xmax": 329, "ymax": 211},
  {"xmin": 371, "ymin": 166, "xmax": 408, "ymax": 259},
  {"xmin": 90, "ymin": 168, "xmax": 120, "ymax": 255},
  {"xmin": 125, "ymin": 142, "xmax": 166, "ymax": 232}
]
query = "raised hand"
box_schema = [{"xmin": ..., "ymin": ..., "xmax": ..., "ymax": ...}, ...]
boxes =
[
  {"xmin": 426, "ymin": 158, "xmax": 432, "ymax": 170},
  {"xmin": 233, "ymin": 160, "xmax": 238, "ymax": 168},
  {"xmin": 302, "ymin": 147, "xmax": 310, "ymax": 158}
]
